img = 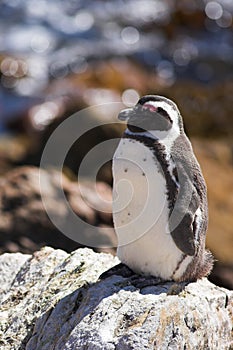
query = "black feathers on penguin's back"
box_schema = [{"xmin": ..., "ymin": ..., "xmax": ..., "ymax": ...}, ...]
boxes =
[{"xmin": 169, "ymin": 134, "xmax": 207, "ymax": 257}]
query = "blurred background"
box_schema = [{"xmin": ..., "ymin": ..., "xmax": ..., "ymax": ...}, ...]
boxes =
[{"xmin": 0, "ymin": 0, "xmax": 232, "ymax": 289}]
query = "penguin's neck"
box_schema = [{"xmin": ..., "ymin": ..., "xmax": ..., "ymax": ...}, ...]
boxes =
[{"xmin": 123, "ymin": 128, "xmax": 177, "ymax": 155}]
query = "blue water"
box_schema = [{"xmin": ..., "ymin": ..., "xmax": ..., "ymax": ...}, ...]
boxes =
[{"xmin": 0, "ymin": 0, "xmax": 232, "ymax": 130}]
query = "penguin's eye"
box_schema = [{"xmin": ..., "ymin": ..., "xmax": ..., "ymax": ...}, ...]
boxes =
[
  {"xmin": 156, "ymin": 107, "xmax": 173, "ymax": 124},
  {"xmin": 157, "ymin": 107, "xmax": 169, "ymax": 118}
]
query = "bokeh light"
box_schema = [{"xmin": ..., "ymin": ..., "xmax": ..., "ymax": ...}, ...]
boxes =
[
  {"xmin": 30, "ymin": 33, "xmax": 50, "ymax": 53},
  {"xmin": 29, "ymin": 101, "xmax": 60, "ymax": 131},
  {"xmin": 216, "ymin": 10, "xmax": 232, "ymax": 27},
  {"xmin": 75, "ymin": 11, "xmax": 94, "ymax": 32},
  {"xmin": 121, "ymin": 27, "xmax": 140, "ymax": 45},
  {"xmin": 1, "ymin": 57, "xmax": 27, "ymax": 78},
  {"xmin": 70, "ymin": 56, "xmax": 88, "ymax": 74},
  {"xmin": 50, "ymin": 61, "xmax": 69, "ymax": 79},
  {"xmin": 122, "ymin": 89, "xmax": 140, "ymax": 106},
  {"xmin": 205, "ymin": 2, "xmax": 223, "ymax": 20},
  {"xmin": 156, "ymin": 60, "xmax": 175, "ymax": 85}
]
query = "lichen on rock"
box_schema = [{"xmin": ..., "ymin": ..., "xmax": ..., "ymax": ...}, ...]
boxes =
[{"xmin": 0, "ymin": 247, "xmax": 232, "ymax": 350}]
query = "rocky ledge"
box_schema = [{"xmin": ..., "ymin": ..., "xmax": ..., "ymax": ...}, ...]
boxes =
[{"xmin": 0, "ymin": 247, "xmax": 232, "ymax": 350}]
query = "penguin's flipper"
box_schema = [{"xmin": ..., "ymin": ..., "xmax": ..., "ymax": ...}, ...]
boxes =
[
  {"xmin": 170, "ymin": 211, "xmax": 196, "ymax": 256},
  {"xmin": 169, "ymin": 160, "xmax": 200, "ymax": 256}
]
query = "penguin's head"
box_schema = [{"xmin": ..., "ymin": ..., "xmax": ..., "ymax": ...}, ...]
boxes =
[{"xmin": 118, "ymin": 95, "xmax": 184, "ymax": 136}]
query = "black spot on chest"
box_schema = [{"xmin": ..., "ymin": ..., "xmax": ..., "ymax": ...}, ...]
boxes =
[{"xmin": 122, "ymin": 133, "xmax": 178, "ymax": 213}]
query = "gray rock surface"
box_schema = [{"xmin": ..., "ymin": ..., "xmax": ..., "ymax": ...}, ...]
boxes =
[{"xmin": 0, "ymin": 247, "xmax": 232, "ymax": 350}]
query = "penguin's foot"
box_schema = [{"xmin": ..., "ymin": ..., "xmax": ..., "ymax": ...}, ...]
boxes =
[
  {"xmin": 128, "ymin": 275, "xmax": 164, "ymax": 289},
  {"xmin": 99, "ymin": 263, "xmax": 135, "ymax": 280},
  {"xmin": 100, "ymin": 264, "xmax": 169, "ymax": 291},
  {"xmin": 167, "ymin": 282, "xmax": 187, "ymax": 295}
]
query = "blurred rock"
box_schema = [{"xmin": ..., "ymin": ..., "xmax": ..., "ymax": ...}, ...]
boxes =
[
  {"xmin": 0, "ymin": 134, "xmax": 31, "ymax": 175},
  {"xmin": 7, "ymin": 85, "xmax": 122, "ymax": 184},
  {"xmin": 163, "ymin": 82, "xmax": 233, "ymax": 139},
  {"xmin": 0, "ymin": 247, "xmax": 232, "ymax": 350},
  {"xmin": 192, "ymin": 139, "xmax": 233, "ymax": 289},
  {"xmin": 192, "ymin": 139, "xmax": 233, "ymax": 265},
  {"xmin": 209, "ymin": 262, "xmax": 233, "ymax": 290},
  {"xmin": 0, "ymin": 166, "xmax": 116, "ymax": 255},
  {"xmin": 68, "ymin": 58, "xmax": 155, "ymax": 94}
]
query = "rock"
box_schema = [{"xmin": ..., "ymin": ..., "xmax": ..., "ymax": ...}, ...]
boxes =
[
  {"xmin": 192, "ymin": 139, "xmax": 233, "ymax": 265},
  {"xmin": 191, "ymin": 138, "xmax": 233, "ymax": 289},
  {"xmin": 0, "ymin": 166, "xmax": 116, "ymax": 255},
  {"xmin": 0, "ymin": 134, "xmax": 31, "ymax": 176},
  {"xmin": 210, "ymin": 262, "xmax": 233, "ymax": 291},
  {"xmin": 0, "ymin": 247, "xmax": 232, "ymax": 350},
  {"xmin": 0, "ymin": 252, "xmax": 30, "ymax": 298},
  {"xmin": 155, "ymin": 82, "xmax": 233, "ymax": 139}
]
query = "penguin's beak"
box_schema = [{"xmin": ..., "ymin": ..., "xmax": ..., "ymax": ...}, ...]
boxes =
[
  {"xmin": 118, "ymin": 104, "xmax": 172, "ymax": 132},
  {"xmin": 118, "ymin": 107, "xmax": 134, "ymax": 121},
  {"xmin": 118, "ymin": 104, "xmax": 155, "ymax": 121}
]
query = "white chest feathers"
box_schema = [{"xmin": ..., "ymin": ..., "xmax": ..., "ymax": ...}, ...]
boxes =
[{"xmin": 112, "ymin": 138, "xmax": 192, "ymax": 281}]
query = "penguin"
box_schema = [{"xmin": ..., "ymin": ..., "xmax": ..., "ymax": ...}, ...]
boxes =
[{"xmin": 112, "ymin": 95, "xmax": 213, "ymax": 282}]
